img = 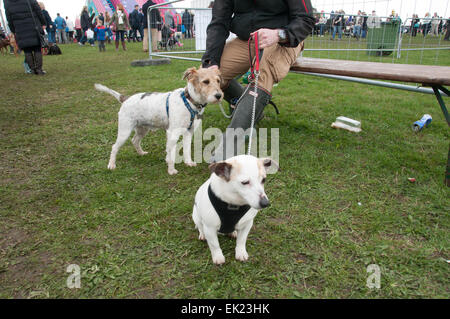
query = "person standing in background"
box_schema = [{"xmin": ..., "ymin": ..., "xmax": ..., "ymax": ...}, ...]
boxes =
[
  {"xmin": 95, "ymin": 19, "xmax": 107, "ymax": 52},
  {"xmin": 142, "ymin": 0, "xmax": 161, "ymax": 52},
  {"xmin": 444, "ymin": 18, "xmax": 450, "ymax": 40},
  {"xmin": 79, "ymin": 6, "xmax": 90, "ymax": 45},
  {"xmin": 317, "ymin": 11, "xmax": 327, "ymax": 37},
  {"xmin": 331, "ymin": 10, "xmax": 343, "ymax": 40},
  {"xmin": 138, "ymin": 8, "xmax": 144, "ymax": 42},
  {"xmin": 98, "ymin": 12, "xmax": 105, "ymax": 25},
  {"xmin": 54, "ymin": 13, "xmax": 67, "ymax": 44},
  {"xmin": 5, "ymin": 0, "xmax": 47, "ymax": 75},
  {"xmin": 111, "ymin": 4, "xmax": 130, "ymax": 51},
  {"xmin": 353, "ymin": 10, "xmax": 363, "ymax": 39},
  {"xmin": 104, "ymin": 11, "xmax": 112, "ymax": 44},
  {"xmin": 422, "ymin": 13, "xmax": 431, "ymax": 37},
  {"xmin": 182, "ymin": 9, "xmax": 192, "ymax": 38},
  {"xmin": 75, "ymin": 15, "xmax": 81, "ymax": 42},
  {"xmin": 66, "ymin": 16, "xmax": 74, "ymax": 43},
  {"xmin": 38, "ymin": 2, "xmax": 55, "ymax": 45},
  {"xmin": 129, "ymin": 5, "xmax": 141, "ymax": 42},
  {"xmin": 431, "ymin": 12, "xmax": 440, "ymax": 37},
  {"xmin": 411, "ymin": 14, "xmax": 420, "ymax": 37}
]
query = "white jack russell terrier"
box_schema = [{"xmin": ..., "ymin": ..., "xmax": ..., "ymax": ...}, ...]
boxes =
[
  {"xmin": 193, "ymin": 155, "xmax": 280, "ymax": 265},
  {"xmin": 95, "ymin": 67, "xmax": 223, "ymax": 175}
]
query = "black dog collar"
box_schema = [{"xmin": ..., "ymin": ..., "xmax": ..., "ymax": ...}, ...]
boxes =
[{"xmin": 208, "ymin": 184, "xmax": 251, "ymax": 234}]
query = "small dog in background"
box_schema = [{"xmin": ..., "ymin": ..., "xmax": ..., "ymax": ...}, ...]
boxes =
[
  {"xmin": 193, "ymin": 155, "xmax": 280, "ymax": 265},
  {"xmin": 95, "ymin": 66, "xmax": 223, "ymax": 174},
  {"xmin": 0, "ymin": 38, "xmax": 11, "ymax": 55}
]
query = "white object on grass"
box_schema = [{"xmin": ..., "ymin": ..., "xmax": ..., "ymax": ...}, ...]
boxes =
[{"xmin": 331, "ymin": 116, "xmax": 362, "ymax": 133}]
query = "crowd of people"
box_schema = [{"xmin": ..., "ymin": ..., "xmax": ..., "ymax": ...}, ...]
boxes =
[
  {"xmin": 2, "ymin": 0, "xmax": 449, "ymax": 76},
  {"xmin": 3, "ymin": 0, "xmax": 196, "ymax": 55},
  {"xmin": 312, "ymin": 9, "xmax": 450, "ymax": 41},
  {"xmin": 71, "ymin": 1, "xmax": 194, "ymax": 52}
]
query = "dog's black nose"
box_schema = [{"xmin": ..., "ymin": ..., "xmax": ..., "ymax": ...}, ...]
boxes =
[
  {"xmin": 215, "ymin": 93, "xmax": 222, "ymax": 100},
  {"xmin": 259, "ymin": 196, "xmax": 270, "ymax": 208}
]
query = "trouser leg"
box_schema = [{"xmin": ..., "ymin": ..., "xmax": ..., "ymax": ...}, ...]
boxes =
[
  {"xmin": 219, "ymin": 37, "xmax": 303, "ymax": 106},
  {"xmin": 143, "ymin": 28, "xmax": 149, "ymax": 51},
  {"xmin": 151, "ymin": 28, "xmax": 158, "ymax": 51},
  {"xmin": 24, "ymin": 48, "xmax": 35, "ymax": 73},
  {"xmin": 33, "ymin": 48, "xmax": 46, "ymax": 75}
]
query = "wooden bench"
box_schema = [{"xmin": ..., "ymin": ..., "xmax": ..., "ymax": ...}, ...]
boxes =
[{"xmin": 290, "ymin": 58, "xmax": 450, "ymax": 186}]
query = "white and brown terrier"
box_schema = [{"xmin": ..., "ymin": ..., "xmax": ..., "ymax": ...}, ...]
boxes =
[
  {"xmin": 95, "ymin": 67, "xmax": 223, "ymax": 174},
  {"xmin": 193, "ymin": 155, "xmax": 280, "ymax": 265}
]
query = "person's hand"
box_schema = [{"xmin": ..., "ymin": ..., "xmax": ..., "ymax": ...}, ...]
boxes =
[{"xmin": 250, "ymin": 28, "xmax": 279, "ymax": 49}]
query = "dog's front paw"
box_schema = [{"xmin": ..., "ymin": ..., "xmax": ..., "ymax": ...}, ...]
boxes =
[
  {"xmin": 185, "ymin": 161, "xmax": 197, "ymax": 167},
  {"xmin": 138, "ymin": 151, "xmax": 148, "ymax": 156},
  {"xmin": 107, "ymin": 163, "xmax": 116, "ymax": 170},
  {"xmin": 228, "ymin": 231, "xmax": 237, "ymax": 239},
  {"xmin": 235, "ymin": 249, "xmax": 249, "ymax": 262},
  {"xmin": 168, "ymin": 168, "xmax": 178, "ymax": 175},
  {"xmin": 212, "ymin": 254, "xmax": 225, "ymax": 265}
]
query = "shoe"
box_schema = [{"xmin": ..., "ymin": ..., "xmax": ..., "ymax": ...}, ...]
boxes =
[
  {"xmin": 33, "ymin": 51, "xmax": 46, "ymax": 75},
  {"xmin": 24, "ymin": 54, "xmax": 34, "ymax": 74}
]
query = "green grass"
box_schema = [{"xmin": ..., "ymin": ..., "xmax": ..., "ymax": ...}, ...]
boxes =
[{"xmin": 0, "ymin": 41, "xmax": 449, "ymax": 298}]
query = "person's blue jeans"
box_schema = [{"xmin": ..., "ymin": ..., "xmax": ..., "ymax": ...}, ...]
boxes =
[
  {"xmin": 47, "ymin": 30, "xmax": 56, "ymax": 44},
  {"xmin": 362, "ymin": 29, "xmax": 367, "ymax": 38},
  {"xmin": 353, "ymin": 25, "xmax": 361, "ymax": 38},
  {"xmin": 319, "ymin": 24, "xmax": 325, "ymax": 36},
  {"xmin": 333, "ymin": 26, "xmax": 342, "ymax": 39}
]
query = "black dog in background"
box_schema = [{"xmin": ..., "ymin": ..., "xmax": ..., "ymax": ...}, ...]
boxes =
[{"xmin": 48, "ymin": 44, "xmax": 62, "ymax": 55}]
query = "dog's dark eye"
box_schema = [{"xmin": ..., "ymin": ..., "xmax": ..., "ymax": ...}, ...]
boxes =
[
  {"xmin": 203, "ymin": 80, "xmax": 210, "ymax": 85},
  {"xmin": 261, "ymin": 178, "xmax": 266, "ymax": 184},
  {"xmin": 241, "ymin": 181, "xmax": 250, "ymax": 185}
]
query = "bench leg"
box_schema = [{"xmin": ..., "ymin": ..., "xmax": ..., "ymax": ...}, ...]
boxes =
[
  {"xmin": 447, "ymin": 145, "xmax": 450, "ymax": 187},
  {"xmin": 431, "ymin": 85, "xmax": 450, "ymax": 186}
]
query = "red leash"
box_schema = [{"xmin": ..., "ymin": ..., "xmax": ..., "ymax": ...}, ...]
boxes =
[{"xmin": 248, "ymin": 32, "xmax": 261, "ymax": 82}]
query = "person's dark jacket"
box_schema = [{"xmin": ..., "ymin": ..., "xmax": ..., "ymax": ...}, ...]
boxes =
[
  {"xmin": 42, "ymin": 9, "xmax": 54, "ymax": 31},
  {"xmin": 202, "ymin": 0, "xmax": 315, "ymax": 68},
  {"xmin": 182, "ymin": 10, "xmax": 192, "ymax": 27},
  {"xmin": 129, "ymin": 9, "xmax": 140, "ymax": 28},
  {"xmin": 4, "ymin": 0, "xmax": 46, "ymax": 49},
  {"xmin": 80, "ymin": 10, "xmax": 90, "ymax": 30},
  {"xmin": 138, "ymin": 12, "xmax": 144, "ymax": 27},
  {"xmin": 142, "ymin": 0, "xmax": 161, "ymax": 29}
]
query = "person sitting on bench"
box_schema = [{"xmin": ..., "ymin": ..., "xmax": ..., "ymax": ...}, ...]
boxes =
[{"xmin": 202, "ymin": 0, "xmax": 315, "ymax": 161}]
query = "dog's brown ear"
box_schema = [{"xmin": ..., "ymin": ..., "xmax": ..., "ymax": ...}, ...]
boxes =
[
  {"xmin": 183, "ymin": 67, "xmax": 197, "ymax": 81},
  {"xmin": 214, "ymin": 68, "xmax": 222, "ymax": 83},
  {"xmin": 209, "ymin": 162, "xmax": 233, "ymax": 182},
  {"xmin": 260, "ymin": 158, "xmax": 280, "ymax": 174}
]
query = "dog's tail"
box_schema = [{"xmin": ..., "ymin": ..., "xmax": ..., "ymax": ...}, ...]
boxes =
[{"xmin": 94, "ymin": 83, "xmax": 128, "ymax": 103}]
